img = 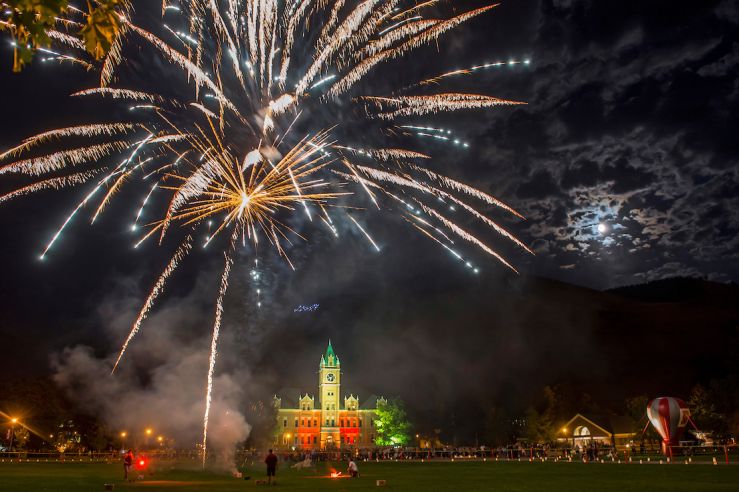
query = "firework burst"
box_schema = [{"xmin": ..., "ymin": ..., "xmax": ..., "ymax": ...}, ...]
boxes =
[{"xmin": 0, "ymin": 0, "xmax": 531, "ymax": 464}]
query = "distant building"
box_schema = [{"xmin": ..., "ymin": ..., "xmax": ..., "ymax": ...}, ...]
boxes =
[
  {"xmin": 273, "ymin": 341, "xmax": 386, "ymax": 449},
  {"xmin": 560, "ymin": 413, "xmax": 637, "ymax": 449}
]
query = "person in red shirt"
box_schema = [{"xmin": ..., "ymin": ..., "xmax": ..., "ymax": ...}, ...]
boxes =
[{"xmin": 264, "ymin": 449, "xmax": 278, "ymax": 485}]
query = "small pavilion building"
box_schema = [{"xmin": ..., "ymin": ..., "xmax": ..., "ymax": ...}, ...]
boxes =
[{"xmin": 560, "ymin": 414, "xmax": 637, "ymax": 450}]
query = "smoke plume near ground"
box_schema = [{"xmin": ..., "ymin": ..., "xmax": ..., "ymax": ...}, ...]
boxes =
[{"xmin": 50, "ymin": 269, "xmax": 252, "ymax": 470}]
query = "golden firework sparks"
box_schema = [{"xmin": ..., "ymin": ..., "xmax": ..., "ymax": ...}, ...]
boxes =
[{"xmin": 0, "ymin": 0, "xmax": 533, "ymax": 466}]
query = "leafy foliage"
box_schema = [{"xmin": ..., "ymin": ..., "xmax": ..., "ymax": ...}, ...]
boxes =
[
  {"xmin": 12, "ymin": 426, "xmax": 30, "ymax": 450},
  {"xmin": 625, "ymin": 394, "xmax": 660, "ymax": 442},
  {"xmin": 483, "ymin": 406, "xmax": 515, "ymax": 445},
  {"xmin": 80, "ymin": 0, "xmax": 123, "ymax": 60},
  {"xmin": 0, "ymin": 0, "xmax": 124, "ymax": 71},
  {"xmin": 524, "ymin": 386, "xmax": 557, "ymax": 443},
  {"xmin": 688, "ymin": 384, "xmax": 729, "ymax": 438},
  {"xmin": 374, "ymin": 399, "xmax": 411, "ymax": 446},
  {"xmin": 2, "ymin": 0, "xmax": 69, "ymax": 71}
]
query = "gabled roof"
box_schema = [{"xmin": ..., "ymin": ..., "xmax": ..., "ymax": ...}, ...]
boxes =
[
  {"xmin": 359, "ymin": 395, "xmax": 384, "ymax": 410},
  {"xmin": 273, "ymin": 388, "xmax": 306, "ymax": 409},
  {"xmin": 563, "ymin": 413, "xmax": 637, "ymax": 437}
]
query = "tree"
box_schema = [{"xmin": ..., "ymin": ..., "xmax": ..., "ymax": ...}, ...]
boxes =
[
  {"xmin": 483, "ymin": 406, "xmax": 513, "ymax": 445},
  {"xmin": 688, "ymin": 384, "xmax": 727, "ymax": 438},
  {"xmin": 524, "ymin": 386, "xmax": 557, "ymax": 444},
  {"xmin": 374, "ymin": 399, "xmax": 411, "ymax": 447},
  {"xmin": 0, "ymin": 0, "xmax": 127, "ymax": 71},
  {"xmin": 245, "ymin": 399, "xmax": 278, "ymax": 450},
  {"xmin": 625, "ymin": 395, "xmax": 659, "ymax": 443},
  {"xmin": 728, "ymin": 410, "xmax": 739, "ymax": 440},
  {"xmin": 13, "ymin": 426, "xmax": 30, "ymax": 450}
]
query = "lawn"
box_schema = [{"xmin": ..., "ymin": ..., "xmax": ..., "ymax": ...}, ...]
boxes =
[{"xmin": 1, "ymin": 459, "xmax": 738, "ymax": 491}]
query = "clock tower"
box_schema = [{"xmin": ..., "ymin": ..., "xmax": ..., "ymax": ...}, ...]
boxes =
[{"xmin": 319, "ymin": 340, "xmax": 341, "ymax": 446}]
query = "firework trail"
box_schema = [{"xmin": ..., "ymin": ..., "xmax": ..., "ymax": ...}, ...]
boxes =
[
  {"xmin": 0, "ymin": 0, "xmax": 532, "ymax": 464},
  {"xmin": 111, "ymin": 236, "xmax": 193, "ymax": 374},
  {"xmin": 203, "ymin": 243, "xmax": 235, "ymax": 467}
]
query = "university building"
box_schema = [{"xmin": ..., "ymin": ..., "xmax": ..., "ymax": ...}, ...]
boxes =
[{"xmin": 273, "ymin": 341, "xmax": 386, "ymax": 449}]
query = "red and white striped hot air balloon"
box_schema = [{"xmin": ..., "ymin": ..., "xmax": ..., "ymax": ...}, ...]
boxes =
[{"xmin": 647, "ymin": 397, "xmax": 691, "ymax": 456}]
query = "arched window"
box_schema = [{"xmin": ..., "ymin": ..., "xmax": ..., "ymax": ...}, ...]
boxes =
[{"xmin": 574, "ymin": 426, "xmax": 591, "ymax": 437}]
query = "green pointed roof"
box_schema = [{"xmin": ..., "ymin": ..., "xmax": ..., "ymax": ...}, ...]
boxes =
[{"xmin": 323, "ymin": 339, "xmax": 340, "ymax": 366}]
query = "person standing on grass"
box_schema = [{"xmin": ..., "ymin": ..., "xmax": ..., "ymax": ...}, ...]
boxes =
[
  {"xmin": 123, "ymin": 449, "xmax": 134, "ymax": 481},
  {"xmin": 347, "ymin": 458, "xmax": 359, "ymax": 478},
  {"xmin": 265, "ymin": 449, "xmax": 278, "ymax": 485}
]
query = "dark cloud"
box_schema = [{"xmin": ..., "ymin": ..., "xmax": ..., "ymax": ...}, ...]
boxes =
[{"xmin": 460, "ymin": 0, "xmax": 739, "ymax": 288}]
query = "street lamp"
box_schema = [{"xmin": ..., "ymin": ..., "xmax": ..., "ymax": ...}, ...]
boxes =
[
  {"xmin": 145, "ymin": 428, "xmax": 153, "ymax": 448},
  {"xmin": 8, "ymin": 418, "xmax": 19, "ymax": 452},
  {"xmin": 561, "ymin": 427, "xmax": 569, "ymax": 449},
  {"xmin": 120, "ymin": 432, "xmax": 127, "ymax": 450}
]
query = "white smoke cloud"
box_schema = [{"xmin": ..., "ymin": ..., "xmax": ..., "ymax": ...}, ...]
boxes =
[{"xmin": 51, "ymin": 268, "xmax": 252, "ymax": 471}]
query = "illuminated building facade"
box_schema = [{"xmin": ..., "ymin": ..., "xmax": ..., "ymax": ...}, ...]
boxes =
[{"xmin": 273, "ymin": 341, "xmax": 386, "ymax": 449}]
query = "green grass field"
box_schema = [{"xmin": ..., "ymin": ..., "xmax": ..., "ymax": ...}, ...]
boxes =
[{"xmin": 1, "ymin": 459, "xmax": 738, "ymax": 491}]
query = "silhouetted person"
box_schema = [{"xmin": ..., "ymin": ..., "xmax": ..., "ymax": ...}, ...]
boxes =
[
  {"xmin": 123, "ymin": 450, "xmax": 134, "ymax": 481},
  {"xmin": 265, "ymin": 449, "xmax": 278, "ymax": 485}
]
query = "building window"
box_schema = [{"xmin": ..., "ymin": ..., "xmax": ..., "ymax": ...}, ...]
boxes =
[
  {"xmin": 314, "ymin": 419, "xmax": 317, "ymax": 427},
  {"xmin": 326, "ymin": 419, "xmax": 330, "ymax": 426},
  {"xmin": 331, "ymin": 419, "xmax": 335, "ymax": 427},
  {"xmin": 301, "ymin": 419, "xmax": 305, "ymax": 427},
  {"xmin": 294, "ymin": 419, "xmax": 298, "ymax": 427},
  {"xmin": 307, "ymin": 420, "xmax": 311, "ymax": 427},
  {"xmin": 283, "ymin": 419, "xmax": 287, "ymax": 428},
  {"xmin": 313, "ymin": 436, "xmax": 317, "ymax": 444},
  {"xmin": 340, "ymin": 419, "xmax": 344, "ymax": 427},
  {"xmin": 358, "ymin": 419, "xmax": 362, "ymax": 427}
]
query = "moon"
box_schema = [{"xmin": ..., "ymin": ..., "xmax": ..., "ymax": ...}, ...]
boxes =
[{"xmin": 597, "ymin": 223, "xmax": 608, "ymax": 234}]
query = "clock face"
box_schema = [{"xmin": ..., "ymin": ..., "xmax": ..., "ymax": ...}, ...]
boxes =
[{"xmin": 326, "ymin": 373, "xmax": 335, "ymax": 382}]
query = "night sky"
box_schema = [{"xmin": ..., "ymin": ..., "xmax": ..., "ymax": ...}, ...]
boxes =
[{"xmin": 1, "ymin": 0, "xmax": 738, "ymax": 440}]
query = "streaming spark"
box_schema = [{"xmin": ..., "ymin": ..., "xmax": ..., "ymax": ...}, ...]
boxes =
[
  {"xmin": 112, "ymin": 237, "xmax": 193, "ymax": 373},
  {"xmin": 0, "ymin": 0, "xmax": 532, "ymax": 466},
  {"xmin": 348, "ymin": 214, "xmax": 381, "ymax": 252},
  {"xmin": 202, "ymin": 246, "xmax": 234, "ymax": 465}
]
